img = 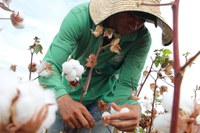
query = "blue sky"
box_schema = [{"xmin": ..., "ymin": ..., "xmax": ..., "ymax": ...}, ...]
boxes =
[{"xmin": 0, "ymin": 0, "xmax": 199, "ymax": 95}]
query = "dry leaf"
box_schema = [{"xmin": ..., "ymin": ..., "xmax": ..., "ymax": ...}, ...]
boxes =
[
  {"xmin": 98, "ymin": 100, "xmax": 109, "ymax": 111},
  {"xmin": 159, "ymin": 85, "xmax": 168, "ymax": 95},
  {"xmin": 85, "ymin": 54, "xmax": 97, "ymax": 68},
  {"xmin": 91, "ymin": 25, "xmax": 103, "ymax": 37},
  {"xmin": 150, "ymin": 83, "xmax": 157, "ymax": 90},
  {"xmin": 103, "ymin": 28, "xmax": 114, "ymax": 39},
  {"xmin": 10, "ymin": 64, "xmax": 17, "ymax": 72},
  {"xmin": 110, "ymin": 38, "xmax": 121, "ymax": 54}
]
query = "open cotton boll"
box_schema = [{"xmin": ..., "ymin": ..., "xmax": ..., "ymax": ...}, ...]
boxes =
[
  {"xmin": 153, "ymin": 113, "xmax": 171, "ymax": 133},
  {"xmin": 196, "ymin": 115, "xmax": 200, "ymax": 124},
  {"xmin": 0, "ymin": 69, "xmax": 19, "ymax": 124},
  {"xmin": 14, "ymin": 81, "xmax": 47, "ymax": 125},
  {"xmin": 70, "ymin": 59, "xmax": 81, "ymax": 67},
  {"xmin": 62, "ymin": 61, "xmax": 74, "ymax": 74},
  {"xmin": 162, "ymin": 91, "xmax": 173, "ymax": 112},
  {"xmin": 65, "ymin": 69, "xmax": 77, "ymax": 81},
  {"xmin": 75, "ymin": 65, "xmax": 85, "ymax": 77},
  {"xmin": 141, "ymin": 97, "xmax": 153, "ymax": 111},
  {"xmin": 179, "ymin": 94, "xmax": 195, "ymax": 116},
  {"xmin": 38, "ymin": 89, "xmax": 58, "ymax": 131}
]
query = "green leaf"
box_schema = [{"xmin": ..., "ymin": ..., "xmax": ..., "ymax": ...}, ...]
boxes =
[
  {"xmin": 163, "ymin": 49, "xmax": 172, "ymax": 55},
  {"xmin": 34, "ymin": 44, "xmax": 43, "ymax": 54}
]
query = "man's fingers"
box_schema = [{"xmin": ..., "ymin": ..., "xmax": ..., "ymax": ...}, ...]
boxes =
[
  {"xmin": 110, "ymin": 102, "xmax": 121, "ymax": 112},
  {"xmin": 76, "ymin": 113, "xmax": 90, "ymax": 128},
  {"xmin": 106, "ymin": 112, "xmax": 138, "ymax": 121},
  {"xmin": 82, "ymin": 111, "xmax": 95, "ymax": 128},
  {"xmin": 65, "ymin": 120, "xmax": 75, "ymax": 129}
]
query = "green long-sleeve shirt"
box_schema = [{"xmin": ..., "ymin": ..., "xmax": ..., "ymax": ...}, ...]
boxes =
[{"xmin": 39, "ymin": 2, "xmax": 152, "ymax": 105}]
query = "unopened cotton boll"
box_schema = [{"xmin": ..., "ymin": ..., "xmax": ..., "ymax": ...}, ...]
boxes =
[
  {"xmin": 0, "ymin": 69, "xmax": 19, "ymax": 124},
  {"xmin": 153, "ymin": 113, "xmax": 171, "ymax": 133}
]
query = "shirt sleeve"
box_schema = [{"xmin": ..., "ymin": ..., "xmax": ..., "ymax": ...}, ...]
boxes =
[
  {"xmin": 113, "ymin": 32, "xmax": 152, "ymax": 105},
  {"xmin": 38, "ymin": 10, "xmax": 82, "ymax": 99}
]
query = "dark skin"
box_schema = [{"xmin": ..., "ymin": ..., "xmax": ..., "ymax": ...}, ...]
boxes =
[{"xmin": 57, "ymin": 12, "xmax": 144, "ymax": 132}]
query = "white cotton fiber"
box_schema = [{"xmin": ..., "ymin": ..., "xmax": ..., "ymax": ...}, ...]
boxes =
[
  {"xmin": 38, "ymin": 89, "xmax": 58, "ymax": 131},
  {"xmin": 13, "ymin": 81, "xmax": 57, "ymax": 132},
  {"xmin": 62, "ymin": 59, "xmax": 85, "ymax": 81},
  {"xmin": 153, "ymin": 113, "xmax": 171, "ymax": 133},
  {"xmin": 179, "ymin": 93, "xmax": 195, "ymax": 116},
  {"xmin": 0, "ymin": 68, "xmax": 19, "ymax": 124},
  {"xmin": 162, "ymin": 91, "xmax": 174, "ymax": 112}
]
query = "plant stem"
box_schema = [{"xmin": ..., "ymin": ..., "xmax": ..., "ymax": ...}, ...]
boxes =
[
  {"xmin": 29, "ymin": 51, "xmax": 34, "ymax": 80},
  {"xmin": 137, "ymin": 57, "xmax": 157, "ymax": 97},
  {"xmin": 148, "ymin": 71, "xmax": 159, "ymax": 133},
  {"xmin": 80, "ymin": 38, "xmax": 103, "ymax": 102},
  {"xmin": 170, "ymin": 0, "xmax": 181, "ymax": 133}
]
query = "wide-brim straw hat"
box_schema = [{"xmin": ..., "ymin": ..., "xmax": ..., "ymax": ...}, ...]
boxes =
[{"xmin": 89, "ymin": 0, "xmax": 173, "ymax": 46}]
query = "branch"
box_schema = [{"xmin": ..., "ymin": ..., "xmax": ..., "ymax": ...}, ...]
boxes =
[
  {"xmin": 137, "ymin": 57, "xmax": 156, "ymax": 97},
  {"xmin": 80, "ymin": 38, "xmax": 103, "ymax": 102},
  {"xmin": 180, "ymin": 51, "xmax": 200, "ymax": 76}
]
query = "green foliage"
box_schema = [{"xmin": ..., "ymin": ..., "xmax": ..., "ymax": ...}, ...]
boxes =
[
  {"xmin": 154, "ymin": 48, "xmax": 172, "ymax": 68},
  {"xmin": 33, "ymin": 44, "xmax": 43, "ymax": 54}
]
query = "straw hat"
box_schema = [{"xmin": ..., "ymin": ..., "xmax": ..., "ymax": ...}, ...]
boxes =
[{"xmin": 89, "ymin": 0, "xmax": 173, "ymax": 46}]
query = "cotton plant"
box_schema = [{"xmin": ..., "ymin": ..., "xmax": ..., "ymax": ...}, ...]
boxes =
[
  {"xmin": 0, "ymin": 68, "xmax": 58, "ymax": 133},
  {"xmin": 153, "ymin": 90, "xmax": 200, "ymax": 133}
]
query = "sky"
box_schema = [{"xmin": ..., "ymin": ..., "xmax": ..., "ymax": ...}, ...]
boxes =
[{"xmin": 0, "ymin": 0, "xmax": 199, "ymax": 97}]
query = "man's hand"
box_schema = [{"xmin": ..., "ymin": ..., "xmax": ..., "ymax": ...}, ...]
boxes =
[
  {"xmin": 57, "ymin": 95, "xmax": 95, "ymax": 129},
  {"xmin": 104, "ymin": 103, "xmax": 141, "ymax": 132}
]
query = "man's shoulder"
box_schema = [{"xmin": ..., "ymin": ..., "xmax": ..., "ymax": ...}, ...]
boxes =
[{"xmin": 70, "ymin": 2, "xmax": 89, "ymax": 14}]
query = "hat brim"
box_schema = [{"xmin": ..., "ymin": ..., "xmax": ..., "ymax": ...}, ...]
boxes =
[{"xmin": 89, "ymin": 0, "xmax": 173, "ymax": 46}]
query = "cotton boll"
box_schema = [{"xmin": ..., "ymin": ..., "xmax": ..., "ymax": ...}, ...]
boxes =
[
  {"xmin": 141, "ymin": 97, "xmax": 153, "ymax": 111},
  {"xmin": 14, "ymin": 81, "xmax": 46, "ymax": 125},
  {"xmin": 110, "ymin": 107, "xmax": 119, "ymax": 114},
  {"xmin": 102, "ymin": 112, "xmax": 111, "ymax": 126},
  {"xmin": 179, "ymin": 94, "xmax": 195, "ymax": 116},
  {"xmin": 120, "ymin": 107, "xmax": 130, "ymax": 113},
  {"xmin": 0, "ymin": 69, "xmax": 19, "ymax": 124},
  {"xmin": 153, "ymin": 113, "xmax": 171, "ymax": 133},
  {"xmin": 65, "ymin": 69, "xmax": 77, "ymax": 81},
  {"xmin": 70, "ymin": 59, "xmax": 81, "ymax": 67},
  {"xmin": 38, "ymin": 89, "xmax": 58, "ymax": 131},
  {"xmin": 62, "ymin": 62, "xmax": 73, "ymax": 74},
  {"xmin": 196, "ymin": 115, "xmax": 200, "ymax": 124},
  {"xmin": 75, "ymin": 65, "xmax": 85, "ymax": 77},
  {"xmin": 162, "ymin": 91, "xmax": 173, "ymax": 112},
  {"xmin": 102, "ymin": 112, "xmax": 111, "ymax": 117}
]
